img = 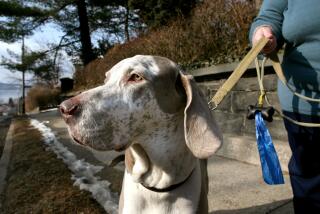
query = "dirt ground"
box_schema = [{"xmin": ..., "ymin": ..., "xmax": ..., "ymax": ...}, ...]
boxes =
[
  {"xmin": 0, "ymin": 116, "xmax": 12, "ymax": 157},
  {"xmin": 0, "ymin": 118, "xmax": 107, "ymax": 214}
]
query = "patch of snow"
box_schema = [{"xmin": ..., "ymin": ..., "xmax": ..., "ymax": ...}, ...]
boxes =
[
  {"xmin": 40, "ymin": 108, "xmax": 59, "ymax": 113},
  {"xmin": 30, "ymin": 119, "xmax": 119, "ymax": 214}
]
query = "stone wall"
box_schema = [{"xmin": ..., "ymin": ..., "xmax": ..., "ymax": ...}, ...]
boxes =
[
  {"xmin": 197, "ymin": 70, "xmax": 287, "ymax": 141},
  {"xmin": 190, "ymin": 61, "xmax": 291, "ymax": 171}
]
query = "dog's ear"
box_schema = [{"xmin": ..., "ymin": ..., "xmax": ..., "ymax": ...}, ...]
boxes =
[{"xmin": 177, "ymin": 71, "xmax": 222, "ymax": 159}]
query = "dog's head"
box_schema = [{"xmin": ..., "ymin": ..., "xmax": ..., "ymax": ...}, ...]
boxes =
[{"xmin": 60, "ymin": 55, "xmax": 222, "ymax": 159}]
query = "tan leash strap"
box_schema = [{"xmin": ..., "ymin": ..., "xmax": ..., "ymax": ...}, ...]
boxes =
[
  {"xmin": 273, "ymin": 108, "xmax": 320, "ymax": 127},
  {"xmin": 209, "ymin": 36, "xmax": 320, "ymax": 127},
  {"xmin": 209, "ymin": 37, "xmax": 269, "ymax": 109},
  {"xmin": 270, "ymin": 53, "xmax": 320, "ymax": 103},
  {"xmin": 266, "ymin": 54, "xmax": 320, "ymax": 127}
]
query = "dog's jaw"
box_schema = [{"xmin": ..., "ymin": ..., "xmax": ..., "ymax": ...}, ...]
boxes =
[{"xmin": 124, "ymin": 111, "xmax": 197, "ymax": 190}]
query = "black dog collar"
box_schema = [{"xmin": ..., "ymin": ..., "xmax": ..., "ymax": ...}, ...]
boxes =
[{"xmin": 141, "ymin": 169, "xmax": 195, "ymax": 193}]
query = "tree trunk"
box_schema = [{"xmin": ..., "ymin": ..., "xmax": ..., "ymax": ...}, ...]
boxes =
[
  {"xmin": 76, "ymin": 0, "xmax": 95, "ymax": 65},
  {"xmin": 21, "ymin": 36, "xmax": 25, "ymax": 114},
  {"xmin": 124, "ymin": 1, "xmax": 130, "ymax": 42}
]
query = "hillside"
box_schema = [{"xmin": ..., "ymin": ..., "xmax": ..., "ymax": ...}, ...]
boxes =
[{"xmin": 74, "ymin": 0, "xmax": 258, "ymax": 90}]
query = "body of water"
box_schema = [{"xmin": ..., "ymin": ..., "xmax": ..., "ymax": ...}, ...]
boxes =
[{"xmin": 0, "ymin": 88, "xmax": 22, "ymax": 104}]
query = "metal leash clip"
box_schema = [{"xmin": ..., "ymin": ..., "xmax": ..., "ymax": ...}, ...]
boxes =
[{"xmin": 208, "ymin": 100, "xmax": 217, "ymax": 110}]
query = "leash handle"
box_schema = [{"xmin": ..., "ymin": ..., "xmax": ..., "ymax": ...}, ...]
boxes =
[
  {"xmin": 209, "ymin": 37, "xmax": 269, "ymax": 109},
  {"xmin": 209, "ymin": 37, "xmax": 320, "ymax": 127},
  {"xmin": 209, "ymin": 37, "xmax": 320, "ymax": 109}
]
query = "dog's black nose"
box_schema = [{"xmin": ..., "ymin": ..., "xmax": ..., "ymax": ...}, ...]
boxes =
[{"xmin": 60, "ymin": 99, "xmax": 79, "ymax": 117}]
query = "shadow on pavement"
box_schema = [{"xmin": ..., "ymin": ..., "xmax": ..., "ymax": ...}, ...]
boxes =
[{"xmin": 210, "ymin": 199, "xmax": 293, "ymax": 214}]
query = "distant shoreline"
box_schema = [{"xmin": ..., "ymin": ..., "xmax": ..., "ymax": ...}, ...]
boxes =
[
  {"xmin": 0, "ymin": 89, "xmax": 22, "ymax": 104},
  {"xmin": 0, "ymin": 81, "xmax": 33, "ymax": 104}
]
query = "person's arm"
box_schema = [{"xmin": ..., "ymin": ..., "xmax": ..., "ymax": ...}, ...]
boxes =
[{"xmin": 249, "ymin": 0, "xmax": 287, "ymax": 53}]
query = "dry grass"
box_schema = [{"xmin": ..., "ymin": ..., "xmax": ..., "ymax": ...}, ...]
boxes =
[
  {"xmin": 26, "ymin": 85, "xmax": 60, "ymax": 112},
  {"xmin": 1, "ymin": 118, "xmax": 105, "ymax": 213},
  {"xmin": 74, "ymin": 0, "xmax": 256, "ymax": 89}
]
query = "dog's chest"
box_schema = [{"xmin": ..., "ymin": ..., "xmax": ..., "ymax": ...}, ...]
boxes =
[{"xmin": 121, "ymin": 164, "xmax": 201, "ymax": 214}]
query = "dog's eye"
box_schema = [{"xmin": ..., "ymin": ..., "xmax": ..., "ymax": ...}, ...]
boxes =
[{"xmin": 128, "ymin": 73, "xmax": 144, "ymax": 82}]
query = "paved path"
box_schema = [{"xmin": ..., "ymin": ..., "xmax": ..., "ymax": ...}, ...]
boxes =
[
  {"xmin": 0, "ymin": 119, "xmax": 14, "ymax": 210},
  {"xmin": 30, "ymin": 109, "xmax": 294, "ymax": 213}
]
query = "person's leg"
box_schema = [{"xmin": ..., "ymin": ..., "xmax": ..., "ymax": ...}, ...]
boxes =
[{"xmin": 283, "ymin": 111, "xmax": 320, "ymax": 214}]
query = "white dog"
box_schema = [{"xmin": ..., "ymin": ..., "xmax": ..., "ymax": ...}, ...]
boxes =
[{"xmin": 60, "ymin": 55, "xmax": 222, "ymax": 214}]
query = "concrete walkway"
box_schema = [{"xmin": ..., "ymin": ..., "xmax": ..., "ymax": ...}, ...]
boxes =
[
  {"xmin": 1, "ymin": 109, "xmax": 294, "ymax": 213},
  {"xmin": 207, "ymin": 156, "xmax": 293, "ymax": 213},
  {"xmin": 0, "ymin": 119, "xmax": 14, "ymax": 209}
]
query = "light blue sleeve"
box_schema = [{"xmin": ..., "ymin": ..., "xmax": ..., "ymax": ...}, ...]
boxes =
[{"xmin": 249, "ymin": 0, "xmax": 288, "ymax": 46}]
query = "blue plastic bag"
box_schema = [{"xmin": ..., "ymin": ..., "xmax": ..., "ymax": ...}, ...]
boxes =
[{"xmin": 255, "ymin": 112, "xmax": 285, "ymax": 185}]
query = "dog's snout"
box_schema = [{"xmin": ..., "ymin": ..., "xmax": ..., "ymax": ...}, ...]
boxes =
[{"xmin": 60, "ymin": 99, "xmax": 80, "ymax": 117}]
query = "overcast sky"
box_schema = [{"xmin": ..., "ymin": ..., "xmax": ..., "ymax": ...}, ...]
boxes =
[{"xmin": 0, "ymin": 23, "xmax": 74, "ymax": 85}]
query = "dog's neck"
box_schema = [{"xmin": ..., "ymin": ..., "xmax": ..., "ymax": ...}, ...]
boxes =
[{"xmin": 125, "ymin": 112, "xmax": 197, "ymax": 189}]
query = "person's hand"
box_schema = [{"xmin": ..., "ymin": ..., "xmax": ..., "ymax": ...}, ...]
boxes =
[{"xmin": 252, "ymin": 26, "xmax": 277, "ymax": 54}]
